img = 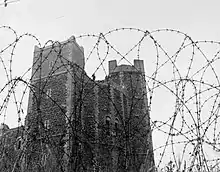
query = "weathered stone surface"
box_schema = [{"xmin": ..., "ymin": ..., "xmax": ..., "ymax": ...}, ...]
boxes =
[
  {"xmin": 1, "ymin": 38, "xmax": 155, "ymax": 172},
  {"xmin": 0, "ymin": 125, "xmax": 24, "ymax": 172}
]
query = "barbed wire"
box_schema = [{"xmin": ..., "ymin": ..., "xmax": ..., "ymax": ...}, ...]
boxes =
[{"xmin": 1, "ymin": 26, "xmax": 220, "ymax": 171}]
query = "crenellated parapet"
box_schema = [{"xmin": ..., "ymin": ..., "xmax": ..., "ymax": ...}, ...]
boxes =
[
  {"xmin": 109, "ymin": 59, "xmax": 145, "ymax": 74},
  {"xmin": 32, "ymin": 36, "xmax": 85, "ymax": 81}
]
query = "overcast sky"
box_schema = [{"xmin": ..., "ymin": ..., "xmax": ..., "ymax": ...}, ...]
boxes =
[
  {"xmin": 1, "ymin": 0, "xmax": 220, "ymax": 168},
  {"xmin": 1, "ymin": 0, "xmax": 220, "ymax": 41}
]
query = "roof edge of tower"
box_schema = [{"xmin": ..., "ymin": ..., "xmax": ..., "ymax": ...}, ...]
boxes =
[
  {"xmin": 33, "ymin": 35, "xmax": 84, "ymax": 54},
  {"xmin": 108, "ymin": 59, "xmax": 145, "ymax": 74}
]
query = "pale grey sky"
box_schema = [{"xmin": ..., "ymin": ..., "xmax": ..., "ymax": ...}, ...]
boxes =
[
  {"xmin": 1, "ymin": 0, "xmax": 220, "ymax": 169},
  {"xmin": 1, "ymin": 0, "xmax": 220, "ymax": 41}
]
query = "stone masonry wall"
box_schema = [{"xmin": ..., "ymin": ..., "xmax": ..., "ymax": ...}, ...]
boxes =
[
  {"xmin": 25, "ymin": 73, "xmax": 67, "ymax": 172},
  {"xmin": 22, "ymin": 35, "xmax": 155, "ymax": 172}
]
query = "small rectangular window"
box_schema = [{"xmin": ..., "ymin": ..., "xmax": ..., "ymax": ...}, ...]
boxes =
[
  {"xmin": 49, "ymin": 61, "xmax": 54, "ymax": 70},
  {"xmin": 17, "ymin": 140, "xmax": 21, "ymax": 150},
  {"xmin": 46, "ymin": 88, "xmax": 52, "ymax": 98},
  {"xmin": 15, "ymin": 137, "xmax": 22, "ymax": 150},
  {"xmin": 44, "ymin": 120, "xmax": 50, "ymax": 129},
  {"xmin": 106, "ymin": 116, "xmax": 111, "ymax": 136}
]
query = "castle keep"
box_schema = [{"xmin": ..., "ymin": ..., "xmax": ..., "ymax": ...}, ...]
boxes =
[{"xmin": 0, "ymin": 36, "xmax": 155, "ymax": 172}]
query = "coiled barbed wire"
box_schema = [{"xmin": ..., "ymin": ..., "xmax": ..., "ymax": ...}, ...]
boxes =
[{"xmin": 1, "ymin": 26, "xmax": 220, "ymax": 171}]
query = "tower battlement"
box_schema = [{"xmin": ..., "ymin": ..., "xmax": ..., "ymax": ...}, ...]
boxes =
[
  {"xmin": 32, "ymin": 36, "xmax": 85, "ymax": 81},
  {"xmin": 109, "ymin": 59, "xmax": 145, "ymax": 74}
]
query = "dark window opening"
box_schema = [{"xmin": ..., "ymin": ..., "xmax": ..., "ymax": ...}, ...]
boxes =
[
  {"xmin": 15, "ymin": 137, "xmax": 22, "ymax": 150},
  {"xmin": 17, "ymin": 140, "xmax": 21, "ymax": 150}
]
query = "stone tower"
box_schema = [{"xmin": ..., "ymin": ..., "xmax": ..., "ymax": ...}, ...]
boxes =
[
  {"xmin": 25, "ymin": 36, "xmax": 155, "ymax": 171},
  {"xmin": 25, "ymin": 36, "xmax": 85, "ymax": 171},
  {"xmin": 107, "ymin": 59, "xmax": 155, "ymax": 171}
]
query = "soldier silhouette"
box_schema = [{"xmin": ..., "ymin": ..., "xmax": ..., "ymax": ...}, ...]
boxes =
[{"xmin": 4, "ymin": 0, "xmax": 7, "ymax": 7}]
